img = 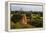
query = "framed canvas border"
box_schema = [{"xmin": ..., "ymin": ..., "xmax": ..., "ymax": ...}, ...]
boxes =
[{"xmin": 5, "ymin": 1, "xmax": 45, "ymax": 32}]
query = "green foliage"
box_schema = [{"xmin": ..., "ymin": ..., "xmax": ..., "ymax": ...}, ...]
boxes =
[
  {"xmin": 31, "ymin": 13, "xmax": 43, "ymax": 27},
  {"xmin": 10, "ymin": 11, "xmax": 43, "ymax": 29}
]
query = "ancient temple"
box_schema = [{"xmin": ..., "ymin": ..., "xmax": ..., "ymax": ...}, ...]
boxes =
[{"xmin": 19, "ymin": 14, "xmax": 27, "ymax": 25}]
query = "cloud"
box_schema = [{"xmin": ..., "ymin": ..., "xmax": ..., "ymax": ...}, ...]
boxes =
[{"xmin": 11, "ymin": 4, "xmax": 43, "ymax": 12}]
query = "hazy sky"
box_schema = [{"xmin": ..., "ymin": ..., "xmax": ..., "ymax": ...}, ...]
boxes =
[{"xmin": 10, "ymin": 4, "xmax": 43, "ymax": 12}]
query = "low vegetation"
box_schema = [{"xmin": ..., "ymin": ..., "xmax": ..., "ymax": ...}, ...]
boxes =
[{"xmin": 10, "ymin": 11, "xmax": 43, "ymax": 29}]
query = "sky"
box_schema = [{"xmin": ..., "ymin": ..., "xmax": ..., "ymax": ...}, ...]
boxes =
[{"xmin": 10, "ymin": 4, "xmax": 43, "ymax": 12}]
